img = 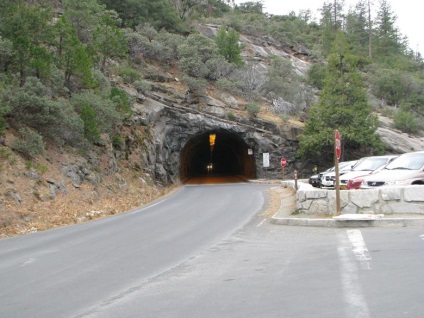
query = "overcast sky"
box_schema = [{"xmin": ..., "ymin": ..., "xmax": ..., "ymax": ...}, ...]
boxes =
[{"xmin": 234, "ymin": 0, "xmax": 422, "ymax": 55}]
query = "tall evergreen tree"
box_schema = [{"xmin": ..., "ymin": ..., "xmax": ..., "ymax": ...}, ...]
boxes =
[
  {"xmin": 345, "ymin": 1, "xmax": 369, "ymax": 57},
  {"xmin": 0, "ymin": 1, "xmax": 53, "ymax": 84},
  {"xmin": 298, "ymin": 32, "xmax": 383, "ymax": 161},
  {"xmin": 53, "ymin": 17, "xmax": 94, "ymax": 88},
  {"xmin": 319, "ymin": 2, "xmax": 335, "ymax": 56},
  {"xmin": 62, "ymin": 0, "xmax": 107, "ymax": 45},
  {"xmin": 92, "ymin": 14, "xmax": 128, "ymax": 72},
  {"xmin": 374, "ymin": 0, "xmax": 406, "ymax": 58},
  {"xmin": 99, "ymin": 0, "xmax": 184, "ymax": 32}
]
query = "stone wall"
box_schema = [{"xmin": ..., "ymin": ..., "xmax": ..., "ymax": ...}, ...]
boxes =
[{"xmin": 296, "ymin": 186, "xmax": 424, "ymax": 215}]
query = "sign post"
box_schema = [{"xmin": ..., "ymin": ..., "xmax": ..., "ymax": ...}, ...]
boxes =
[
  {"xmin": 334, "ymin": 129, "xmax": 341, "ymax": 216},
  {"xmin": 280, "ymin": 157, "xmax": 287, "ymax": 180}
]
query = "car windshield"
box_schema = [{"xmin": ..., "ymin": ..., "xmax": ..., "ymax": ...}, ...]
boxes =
[
  {"xmin": 340, "ymin": 161, "xmax": 355, "ymax": 171},
  {"xmin": 385, "ymin": 153, "xmax": 424, "ymax": 170},
  {"xmin": 352, "ymin": 157, "xmax": 390, "ymax": 171}
]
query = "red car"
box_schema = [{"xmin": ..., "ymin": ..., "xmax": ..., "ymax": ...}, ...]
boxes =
[{"xmin": 346, "ymin": 176, "xmax": 364, "ymax": 190}]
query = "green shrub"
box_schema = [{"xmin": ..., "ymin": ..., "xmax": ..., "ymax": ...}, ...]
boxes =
[
  {"xmin": 181, "ymin": 75, "xmax": 208, "ymax": 96},
  {"xmin": 0, "ymin": 100, "xmax": 8, "ymax": 136},
  {"xmin": 115, "ymin": 65, "xmax": 141, "ymax": 84},
  {"xmin": 112, "ymin": 134, "xmax": 124, "ymax": 150},
  {"xmin": 71, "ymin": 91, "xmax": 122, "ymax": 136},
  {"xmin": 2, "ymin": 78, "xmax": 84, "ymax": 146},
  {"xmin": 12, "ymin": 128, "xmax": 45, "ymax": 158},
  {"xmin": 25, "ymin": 161, "xmax": 47, "ymax": 173},
  {"xmin": 0, "ymin": 146, "xmax": 12, "ymax": 159},
  {"xmin": 246, "ymin": 102, "xmax": 260, "ymax": 117},
  {"xmin": 216, "ymin": 79, "xmax": 243, "ymax": 96},
  {"xmin": 109, "ymin": 87, "xmax": 133, "ymax": 116},
  {"xmin": 380, "ymin": 106, "xmax": 395, "ymax": 118},
  {"xmin": 80, "ymin": 103, "xmax": 100, "ymax": 142},
  {"xmin": 393, "ymin": 110, "xmax": 420, "ymax": 134},
  {"xmin": 279, "ymin": 113, "xmax": 289, "ymax": 122},
  {"xmin": 227, "ymin": 111, "xmax": 236, "ymax": 121},
  {"xmin": 133, "ymin": 80, "xmax": 152, "ymax": 93}
]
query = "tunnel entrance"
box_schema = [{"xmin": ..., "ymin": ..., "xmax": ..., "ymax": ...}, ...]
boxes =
[{"xmin": 180, "ymin": 129, "xmax": 256, "ymax": 183}]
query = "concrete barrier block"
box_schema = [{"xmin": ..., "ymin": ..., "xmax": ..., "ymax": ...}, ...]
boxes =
[
  {"xmin": 350, "ymin": 189, "xmax": 379, "ymax": 208},
  {"xmin": 297, "ymin": 199, "xmax": 312, "ymax": 211},
  {"xmin": 381, "ymin": 202, "xmax": 424, "ymax": 214},
  {"xmin": 297, "ymin": 190, "xmax": 306, "ymax": 202},
  {"xmin": 309, "ymin": 199, "xmax": 328, "ymax": 215},
  {"xmin": 403, "ymin": 186, "xmax": 424, "ymax": 202},
  {"xmin": 305, "ymin": 190, "xmax": 327, "ymax": 200},
  {"xmin": 381, "ymin": 188, "xmax": 401, "ymax": 201},
  {"xmin": 327, "ymin": 190, "xmax": 349, "ymax": 210},
  {"xmin": 341, "ymin": 202, "xmax": 359, "ymax": 214}
]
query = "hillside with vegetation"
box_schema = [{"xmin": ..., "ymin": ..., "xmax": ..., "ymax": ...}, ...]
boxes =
[{"xmin": 1, "ymin": 0, "xmax": 423, "ymax": 237}]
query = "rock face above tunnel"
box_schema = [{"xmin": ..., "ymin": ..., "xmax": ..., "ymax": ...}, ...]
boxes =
[{"xmin": 134, "ymin": 93, "xmax": 301, "ymax": 185}]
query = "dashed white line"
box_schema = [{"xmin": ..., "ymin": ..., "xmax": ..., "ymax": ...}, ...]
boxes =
[
  {"xmin": 337, "ymin": 229, "xmax": 372, "ymax": 318},
  {"xmin": 338, "ymin": 246, "xmax": 371, "ymax": 318},
  {"xmin": 347, "ymin": 229, "xmax": 372, "ymax": 270},
  {"xmin": 419, "ymin": 234, "xmax": 424, "ymax": 241}
]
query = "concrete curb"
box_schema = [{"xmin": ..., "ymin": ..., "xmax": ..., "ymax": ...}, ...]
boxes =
[{"xmin": 270, "ymin": 217, "xmax": 424, "ymax": 228}]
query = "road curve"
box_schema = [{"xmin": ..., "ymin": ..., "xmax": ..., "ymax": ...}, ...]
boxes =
[{"xmin": 0, "ymin": 183, "xmax": 272, "ymax": 318}]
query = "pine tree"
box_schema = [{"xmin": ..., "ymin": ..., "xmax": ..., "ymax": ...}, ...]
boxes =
[
  {"xmin": 215, "ymin": 26, "xmax": 244, "ymax": 66},
  {"xmin": 374, "ymin": 0, "xmax": 406, "ymax": 58},
  {"xmin": 345, "ymin": 1, "xmax": 369, "ymax": 57},
  {"xmin": 298, "ymin": 32, "xmax": 383, "ymax": 161}
]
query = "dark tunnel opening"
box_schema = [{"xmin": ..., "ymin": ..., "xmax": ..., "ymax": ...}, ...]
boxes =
[{"xmin": 180, "ymin": 130, "xmax": 256, "ymax": 183}]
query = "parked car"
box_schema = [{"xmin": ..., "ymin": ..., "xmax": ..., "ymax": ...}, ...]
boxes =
[
  {"xmin": 360, "ymin": 151, "xmax": 424, "ymax": 188},
  {"xmin": 309, "ymin": 167, "xmax": 332, "ymax": 188},
  {"xmin": 340, "ymin": 155, "xmax": 398, "ymax": 189},
  {"xmin": 309, "ymin": 173, "xmax": 321, "ymax": 187},
  {"xmin": 320, "ymin": 160, "xmax": 357, "ymax": 188},
  {"xmin": 346, "ymin": 162, "xmax": 391, "ymax": 190}
]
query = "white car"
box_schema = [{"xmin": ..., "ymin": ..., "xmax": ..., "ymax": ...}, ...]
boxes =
[
  {"xmin": 339, "ymin": 155, "xmax": 398, "ymax": 189},
  {"xmin": 320, "ymin": 160, "xmax": 357, "ymax": 188},
  {"xmin": 360, "ymin": 151, "xmax": 424, "ymax": 188}
]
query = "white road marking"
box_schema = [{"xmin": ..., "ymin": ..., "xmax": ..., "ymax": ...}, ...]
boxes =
[
  {"xmin": 347, "ymin": 229, "xmax": 372, "ymax": 270},
  {"xmin": 129, "ymin": 201, "xmax": 162, "ymax": 215},
  {"xmin": 338, "ymin": 246, "xmax": 371, "ymax": 318},
  {"xmin": 20, "ymin": 258, "xmax": 35, "ymax": 267},
  {"xmin": 420, "ymin": 234, "xmax": 424, "ymax": 240},
  {"xmin": 256, "ymin": 219, "xmax": 266, "ymax": 227},
  {"xmin": 337, "ymin": 229, "xmax": 372, "ymax": 318}
]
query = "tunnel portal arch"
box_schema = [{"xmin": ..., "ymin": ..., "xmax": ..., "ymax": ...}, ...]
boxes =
[{"xmin": 180, "ymin": 129, "xmax": 256, "ymax": 182}]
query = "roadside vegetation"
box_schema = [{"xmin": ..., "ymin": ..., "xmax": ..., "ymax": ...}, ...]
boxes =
[
  {"xmin": 0, "ymin": 0, "xmax": 424, "ymax": 235},
  {"xmin": 0, "ymin": 0, "xmax": 424, "ymax": 157},
  {"xmin": 0, "ymin": 0, "xmax": 423, "ymax": 160}
]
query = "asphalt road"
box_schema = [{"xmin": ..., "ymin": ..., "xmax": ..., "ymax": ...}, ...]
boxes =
[
  {"xmin": 81, "ymin": 223, "xmax": 424, "ymax": 318},
  {"xmin": 0, "ymin": 183, "xmax": 270, "ymax": 318},
  {"xmin": 1, "ymin": 183, "xmax": 424, "ymax": 318}
]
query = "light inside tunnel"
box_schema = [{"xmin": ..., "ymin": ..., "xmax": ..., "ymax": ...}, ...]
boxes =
[
  {"xmin": 180, "ymin": 129, "xmax": 256, "ymax": 183},
  {"xmin": 209, "ymin": 133, "xmax": 216, "ymax": 147}
]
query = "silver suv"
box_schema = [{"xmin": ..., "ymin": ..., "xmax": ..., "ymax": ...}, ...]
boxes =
[{"xmin": 360, "ymin": 151, "xmax": 424, "ymax": 188}]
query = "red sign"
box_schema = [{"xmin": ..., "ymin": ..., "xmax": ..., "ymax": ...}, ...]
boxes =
[
  {"xmin": 335, "ymin": 129, "xmax": 341, "ymax": 160},
  {"xmin": 280, "ymin": 158, "xmax": 287, "ymax": 168}
]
